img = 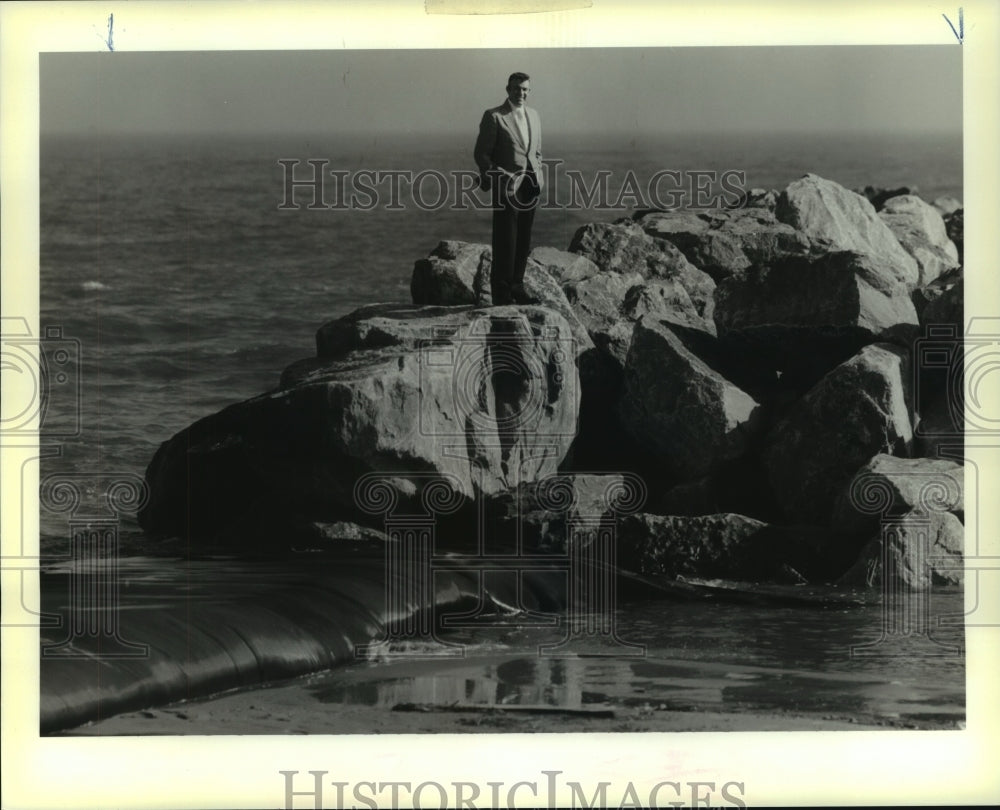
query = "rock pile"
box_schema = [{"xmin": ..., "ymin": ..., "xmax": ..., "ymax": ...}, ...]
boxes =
[{"xmin": 139, "ymin": 173, "xmax": 964, "ymax": 591}]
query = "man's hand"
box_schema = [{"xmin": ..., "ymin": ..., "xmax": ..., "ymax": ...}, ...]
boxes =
[{"xmin": 478, "ymin": 172, "xmax": 492, "ymax": 192}]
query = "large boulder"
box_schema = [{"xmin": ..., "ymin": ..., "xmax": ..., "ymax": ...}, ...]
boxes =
[
  {"xmin": 617, "ymin": 317, "xmax": 760, "ymax": 479},
  {"xmin": 761, "ymin": 343, "xmax": 914, "ymax": 523},
  {"xmin": 139, "ymin": 304, "xmax": 581, "ymax": 542},
  {"xmin": 878, "ymin": 194, "xmax": 959, "ymax": 286},
  {"xmin": 776, "ymin": 174, "xmax": 920, "ymax": 288},
  {"xmin": 713, "ymin": 250, "xmax": 919, "ymax": 388},
  {"xmin": 837, "ymin": 510, "xmax": 963, "ymax": 590},
  {"xmin": 568, "ymin": 220, "xmax": 716, "ymax": 320},
  {"xmin": 832, "ymin": 454, "xmax": 964, "ymax": 540},
  {"xmin": 637, "ymin": 207, "xmax": 810, "ymax": 283},
  {"xmin": 529, "ymin": 246, "xmax": 600, "ymax": 285}
]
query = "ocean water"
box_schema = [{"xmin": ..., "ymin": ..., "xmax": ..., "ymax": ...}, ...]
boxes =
[{"xmin": 36, "ymin": 130, "xmax": 964, "ymax": 729}]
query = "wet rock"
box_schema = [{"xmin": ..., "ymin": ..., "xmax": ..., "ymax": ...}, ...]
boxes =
[
  {"xmin": 618, "ymin": 318, "xmax": 760, "ymax": 479},
  {"xmin": 761, "ymin": 343, "xmax": 914, "ymax": 523},
  {"xmin": 777, "ymin": 174, "xmax": 919, "ymax": 288},
  {"xmin": 140, "ymin": 304, "xmax": 581, "ymax": 542},
  {"xmin": 837, "ymin": 510, "xmax": 963, "ymax": 590},
  {"xmin": 878, "ymin": 194, "xmax": 959, "ymax": 286}
]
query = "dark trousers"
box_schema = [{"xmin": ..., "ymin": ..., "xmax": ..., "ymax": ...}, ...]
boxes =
[{"xmin": 491, "ymin": 172, "xmax": 538, "ymax": 305}]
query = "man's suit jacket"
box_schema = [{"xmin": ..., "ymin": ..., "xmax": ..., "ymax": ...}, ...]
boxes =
[{"xmin": 474, "ymin": 101, "xmax": 544, "ymax": 192}]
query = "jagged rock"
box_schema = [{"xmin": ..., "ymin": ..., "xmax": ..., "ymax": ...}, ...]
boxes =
[
  {"xmin": 568, "ymin": 220, "xmax": 716, "ymax": 319},
  {"xmin": 878, "ymin": 194, "xmax": 959, "ymax": 286},
  {"xmin": 777, "ymin": 174, "xmax": 919, "ymax": 288},
  {"xmin": 621, "ymin": 279, "xmax": 716, "ymax": 337},
  {"xmin": 616, "ymin": 513, "xmax": 768, "ymax": 579},
  {"xmin": 618, "ymin": 318, "xmax": 760, "ymax": 478},
  {"xmin": 832, "ymin": 454, "xmax": 964, "ymax": 541},
  {"xmin": 837, "ymin": 510, "xmax": 963, "ymax": 590},
  {"xmin": 713, "ymin": 250, "xmax": 919, "ymax": 387},
  {"xmin": 139, "ymin": 304, "xmax": 581, "ymax": 542},
  {"xmin": 914, "ymin": 394, "xmax": 965, "ymax": 461},
  {"xmin": 931, "ymin": 196, "xmax": 962, "ymax": 217},
  {"xmin": 761, "ymin": 343, "xmax": 914, "ymax": 523},
  {"xmin": 411, "ymin": 241, "xmax": 491, "ymax": 306},
  {"xmin": 638, "ymin": 207, "xmax": 810, "ymax": 283}
]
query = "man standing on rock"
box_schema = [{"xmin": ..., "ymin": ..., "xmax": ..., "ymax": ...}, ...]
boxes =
[{"xmin": 474, "ymin": 72, "xmax": 544, "ymax": 306}]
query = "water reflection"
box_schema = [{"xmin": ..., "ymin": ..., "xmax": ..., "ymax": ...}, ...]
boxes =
[{"xmin": 310, "ymin": 593, "xmax": 965, "ymax": 728}]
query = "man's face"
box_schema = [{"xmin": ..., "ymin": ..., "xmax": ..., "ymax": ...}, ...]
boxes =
[{"xmin": 507, "ymin": 79, "xmax": 530, "ymax": 107}]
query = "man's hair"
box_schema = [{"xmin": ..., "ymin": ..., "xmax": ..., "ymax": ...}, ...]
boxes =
[{"xmin": 507, "ymin": 72, "xmax": 530, "ymax": 86}]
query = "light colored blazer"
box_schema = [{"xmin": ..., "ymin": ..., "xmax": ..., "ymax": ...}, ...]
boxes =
[{"xmin": 474, "ymin": 101, "xmax": 544, "ymax": 191}]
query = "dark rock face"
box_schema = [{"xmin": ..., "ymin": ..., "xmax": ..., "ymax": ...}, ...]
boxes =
[
  {"xmin": 855, "ymin": 185, "xmax": 916, "ymax": 212},
  {"xmin": 617, "ymin": 318, "xmax": 760, "ymax": 479},
  {"xmin": 140, "ymin": 304, "xmax": 581, "ymax": 542},
  {"xmin": 943, "ymin": 208, "xmax": 963, "ymax": 263},
  {"xmin": 761, "ymin": 343, "xmax": 914, "ymax": 523}
]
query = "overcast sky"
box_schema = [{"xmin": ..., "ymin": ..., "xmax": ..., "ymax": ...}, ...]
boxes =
[{"xmin": 40, "ymin": 46, "xmax": 961, "ymax": 137}]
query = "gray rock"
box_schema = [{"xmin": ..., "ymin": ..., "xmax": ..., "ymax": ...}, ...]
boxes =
[
  {"xmin": 140, "ymin": 304, "xmax": 581, "ymax": 541},
  {"xmin": 912, "ymin": 265, "xmax": 963, "ymax": 325},
  {"xmin": 618, "ymin": 318, "xmax": 760, "ymax": 478},
  {"xmin": 568, "ymin": 220, "xmax": 716, "ymax": 319},
  {"xmin": 713, "ymin": 250, "xmax": 919, "ymax": 385},
  {"xmin": 777, "ymin": 174, "xmax": 920, "ymax": 288},
  {"xmin": 529, "ymin": 246, "xmax": 600, "ymax": 284},
  {"xmin": 761, "ymin": 343, "xmax": 914, "ymax": 523},
  {"xmin": 837, "ymin": 510, "xmax": 963, "ymax": 590},
  {"xmin": 878, "ymin": 194, "xmax": 959, "ymax": 286},
  {"xmin": 638, "ymin": 207, "xmax": 810, "ymax": 283},
  {"xmin": 931, "ymin": 196, "xmax": 962, "ymax": 217},
  {"xmin": 832, "ymin": 454, "xmax": 964, "ymax": 540},
  {"xmin": 616, "ymin": 512, "xmax": 767, "ymax": 580},
  {"xmin": 411, "ymin": 241, "xmax": 491, "ymax": 306}
]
